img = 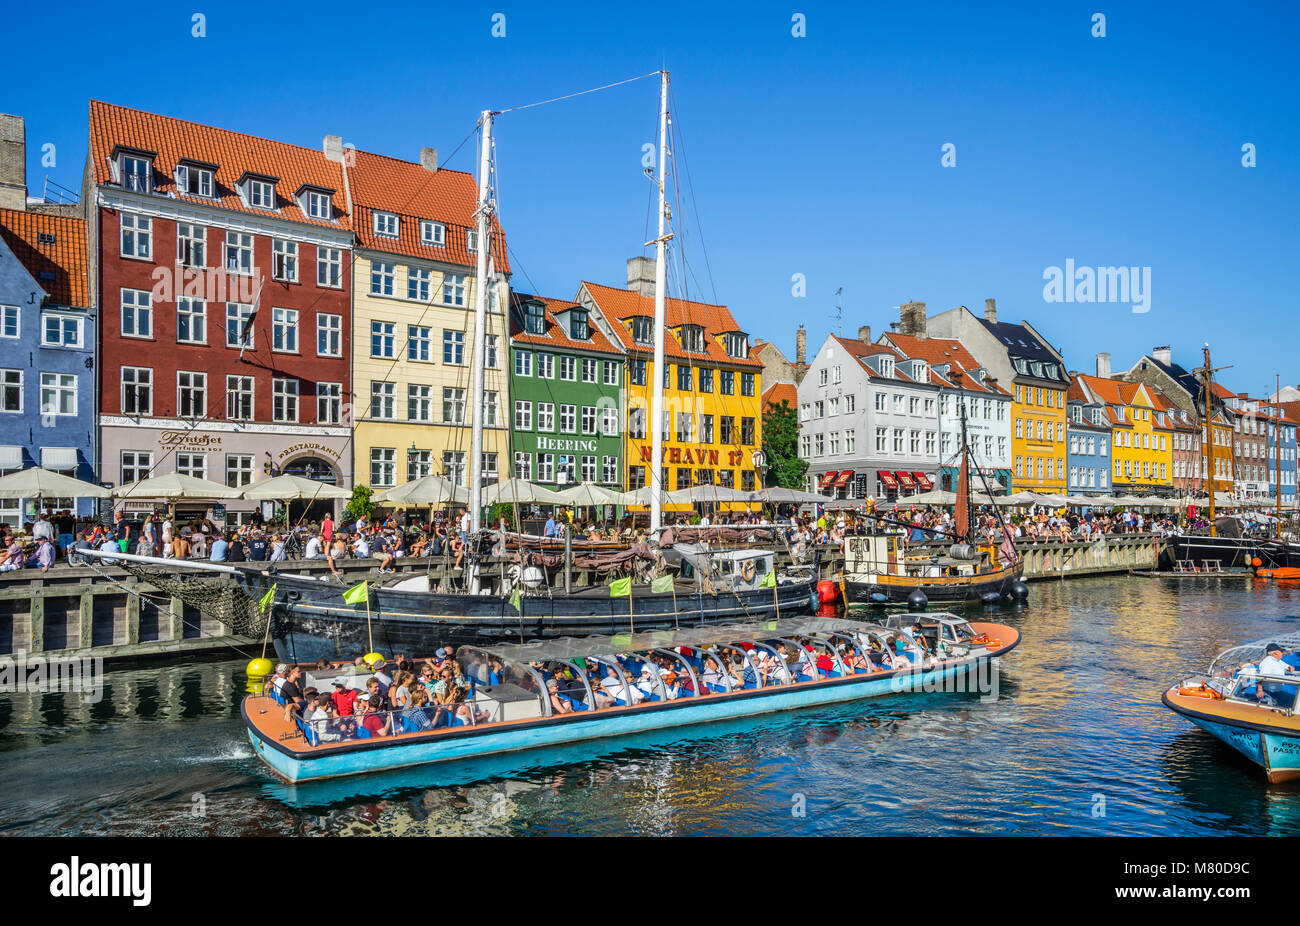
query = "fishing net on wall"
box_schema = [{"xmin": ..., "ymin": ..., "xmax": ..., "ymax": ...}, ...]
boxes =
[{"xmin": 111, "ymin": 562, "xmax": 268, "ymax": 637}]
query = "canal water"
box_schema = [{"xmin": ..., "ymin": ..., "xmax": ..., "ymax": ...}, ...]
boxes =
[{"xmin": 3, "ymin": 575, "xmax": 1300, "ymax": 836}]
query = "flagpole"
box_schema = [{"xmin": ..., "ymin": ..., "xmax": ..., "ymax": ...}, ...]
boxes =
[{"xmin": 364, "ymin": 583, "xmax": 374, "ymax": 655}]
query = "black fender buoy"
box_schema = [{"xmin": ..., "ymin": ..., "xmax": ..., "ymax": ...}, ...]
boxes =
[
  {"xmin": 907, "ymin": 589, "xmax": 929, "ymax": 612},
  {"xmin": 1009, "ymin": 580, "xmax": 1029, "ymax": 600}
]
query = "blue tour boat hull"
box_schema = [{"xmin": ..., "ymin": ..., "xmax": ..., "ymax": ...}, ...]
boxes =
[{"xmin": 1162, "ymin": 691, "xmax": 1300, "ymax": 783}]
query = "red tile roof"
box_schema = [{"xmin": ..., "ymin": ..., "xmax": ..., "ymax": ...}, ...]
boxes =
[
  {"xmin": 348, "ymin": 149, "xmax": 508, "ymax": 273},
  {"xmin": 0, "ymin": 208, "xmax": 89, "ymax": 308},
  {"xmin": 580, "ymin": 281, "xmax": 761, "ymax": 368},
  {"xmin": 508, "ymin": 292, "xmax": 622, "ymax": 356},
  {"xmin": 763, "ymin": 382, "xmax": 797, "ymax": 409},
  {"xmin": 1067, "ymin": 376, "xmax": 1115, "ymax": 427},
  {"xmin": 832, "ymin": 336, "xmax": 925, "ymax": 385},
  {"xmin": 882, "ymin": 332, "xmax": 1010, "ymax": 396},
  {"xmin": 88, "ymin": 100, "xmax": 349, "ymax": 230}
]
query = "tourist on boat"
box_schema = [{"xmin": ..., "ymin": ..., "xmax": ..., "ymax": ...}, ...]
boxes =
[
  {"xmin": 546, "ymin": 679, "xmax": 574, "ymax": 714},
  {"xmin": 600, "ymin": 665, "xmax": 646, "ymax": 704},
  {"xmin": 700, "ymin": 656, "xmax": 730, "ymax": 692},
  {"xmin": 361, "ymin": 695, "xmax": 395, "ymax": 736},
  {"xmin": 401, "ymin": 687, "xmax": 437, "ymax": 731},
  {"xmin": 389, "ymin": 672, "xmax": 414, "ymax": 710},
  {"xmin": 365, "ymin": 677, "xmax": 391, "ymax": 711},
  {"xmin": 330, "ymin": 678, "xmax": 357, "ymax": 716}
]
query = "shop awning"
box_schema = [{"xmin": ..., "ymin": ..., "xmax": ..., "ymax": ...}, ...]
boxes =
[
  {"xmin": 41, "ymin": 447, "xmax": 79, "ymax": 470},
  {"xmin": 896, "ymin": 471, "xmax": 916, "ymax": 489},
  {"xmin": 833, "ymin": 470, "xmax": 855, "ymax": 488},
  {"xmin": 912, "ymin": 472, "xmax": 933, "ymax": 491},
  {"xmin": 877, "ymin": 470, "xmax": 898, "ymax": 488},
  {"xmin": 818, "ymin": 471, "xmax": 839, "ymax": 489}
]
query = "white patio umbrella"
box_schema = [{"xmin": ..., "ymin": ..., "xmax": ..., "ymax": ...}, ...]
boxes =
[
  {"xmin": 664, "ymin": 484, "xmax": 754, "ymax": 505},
  {"xmin": 556, "ymin": 483, "xmax": 630, "ymax": 508},
  {"xmin": 239, "ymin": 473, "xmax": 351, "ymax": 501},
  {"xmin": 373, "ymin": 474, "xmax": 468, "ymax": 506},
  {"xmin": 0, "ymin": 467, "xmax": 110, "ymax": 501},
  {"xmin": 112, "ymin": 472, "xmax": 241, "ymax": 502},
  {"xmin": 747, "ymin": 486, "xmax": 837, "ymax": 505},
  {"xmin": 481, "ymin": 478, "xmax": 567, "ymax": 506},
  {"xmin": 890, "ymin": 488, "xmax": 957, "ymax": 506},
  {"xmin": 1004, "ymin": 491, "xmax": 1043, "ymax": 505}
]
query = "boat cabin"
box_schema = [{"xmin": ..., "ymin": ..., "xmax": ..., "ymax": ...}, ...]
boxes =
[
  {"xmin": 880, "ymin": 612, "xmax": 987, "ymax": 654},
  {"xmin": 845, "ymin": 535, "xmax": 998, "ymax": 581}
]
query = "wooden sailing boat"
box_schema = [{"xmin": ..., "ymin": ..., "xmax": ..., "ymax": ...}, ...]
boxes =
[{"xmin": 841, "ymin": 392, "xmax": 1025, "ymax": 605}]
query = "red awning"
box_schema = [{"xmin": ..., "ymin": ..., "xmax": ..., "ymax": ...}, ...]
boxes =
[
  {"xmin": 818, "ymin": 471, "xmax": 839, "ymax": 489},
  {"xmin": 895, "ymin": 471, "xmax": 916, "ymax": 488},
  {"xmin": 912, "ymin": 472, "xmax": 933, "ymax": 491},
  {"xmin": 833, "ymin": 470, "xmax": 855, "ymax": 488},
  {"xmin": 877, "ymin": 470, "xmax": 898, "ymax": 488}
]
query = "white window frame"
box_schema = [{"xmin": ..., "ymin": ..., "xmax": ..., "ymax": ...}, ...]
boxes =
[
  {"xmin": 272, "ymin": 378, "xmax": 298, "ymax": 423},
  {"xmin": 120, "ymin": 288, "xmax": 153, "ymax": 339},
  {"xmin": 271, "ymin": 307, "xmax": 298, "ymax": 353},
  {"xmin": 373, "ymin": 211, "xmax": 399, "ymax": 237},
  {"xmin": 317, "ymin": 246, "xmax": 342, "ymax": 288},
  {"xmin": 120, "ymin": 213, "xmax": 152, "ymax": 260},
  {"xmin": 39, "ymin": 372, "xmax": 77, "ymax": 417},
  {"xmin": 420, "ymin": 220, "xmax": 445, "ymax": 246},
  {"xmin": 271, "ymin": 239, "xmax": 298, "ymax": 282},
  {"xmin": 316, "ymin": 312, "xmax": 341, "ymax": 356}
]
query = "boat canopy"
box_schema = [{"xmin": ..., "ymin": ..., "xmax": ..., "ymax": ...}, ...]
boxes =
[{"xmin": 1209, "ymin": 633, "xmax": 1300, "ymax": 677}]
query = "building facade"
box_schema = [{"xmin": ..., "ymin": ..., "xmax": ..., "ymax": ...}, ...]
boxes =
[
  {"xmin": 346, "ymin": 148, "xmax": 510, "ymax": 493},
  {"xmin": 0, "ymin": 206, "xmax": 94, "ymax": 525},
  {"xmin": 1065, "ymin": 382, "xmax": 1113, "ymax": 496},
  {"xmin": 87, "ymin": 102, "xmax": 354, "ymax": 523},
  {"xmin": 579, "ymin": 264, "xmax": 763, "ymax": 501},
  {"xmin": 1073, "ymin": 373, "xmax": 1172, "ymax": 495},
  {"xmin": 508, "ymin": 293, "xmax": 623, "ymax": 489},
  {"xmin": 1262, "ymin": 404, "xmax": 1297, "ymax": 503},
  {"xmin": 1226, "ymin": 392, "xmax": 1270, "ymax": 499}
]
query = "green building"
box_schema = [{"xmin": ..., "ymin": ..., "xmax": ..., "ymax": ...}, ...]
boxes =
[{"xmin": 507, "ymin": 293, "xmax": 625, "ymax": 490}]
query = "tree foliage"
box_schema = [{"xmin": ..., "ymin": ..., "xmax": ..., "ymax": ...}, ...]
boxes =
[
  {"xmin": 762, "ymin": 400, "xmax": 808, "ymax": 488},
  {"xmin": 342, "ymin": 485, "xmax": 375, "ymax": 523}
]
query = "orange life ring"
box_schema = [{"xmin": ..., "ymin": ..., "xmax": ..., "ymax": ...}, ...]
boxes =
[
  {"xmin": 1177, "ymin": 684, "xmax": 1224, "ymax": 700},
  {"xmin": 971, "ymin": 635, "xmax": 1002, "ymax": 648}
]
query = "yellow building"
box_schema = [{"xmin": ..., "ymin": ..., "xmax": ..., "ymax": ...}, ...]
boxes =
[
  {"xmin": 1074, "ymin": 375, "xmax": 1173, "ymax": 492},
  {"xmin": 578, "ymin": 270, "xmax": 763, "ymax": 506},
  {"xmin": 1011, "ymin": 379, "xmax": 1068, "ymax": 493},
  {"xmin": 347, "ymin": 150, "xmax": 511, "ymax": 496}
]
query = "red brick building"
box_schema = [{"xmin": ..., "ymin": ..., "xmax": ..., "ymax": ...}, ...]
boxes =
[{"xmin": 86, "ymin": 101, "xmax": 354, "ymax": 523}]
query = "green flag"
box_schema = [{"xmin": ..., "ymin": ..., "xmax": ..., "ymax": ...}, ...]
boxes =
[
  {"xmin": 509, "ymin": 586, "xmax": 522, "ymax": 612},
  {"xmin": 259, "ymin": 583, "xmax": 277, "ymax": 614},
  {"xmin": 760, "ymin": 569, "xmax": 776, "ymax": 588},
  {"xmin": 609, "ymin": 576, "xmax": 632, "ymax": 598},
  {"xmin": 650, "ymin": 574, "xmax": 674, "ymax": 594},
  {"xmin": 342, "ymin": 580, "xmax": 369, "ymax": 605}
]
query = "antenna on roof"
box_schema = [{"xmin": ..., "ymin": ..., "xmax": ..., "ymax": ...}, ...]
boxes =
[{"xmin": 831, "ymin": 287, "xmax": 843, "ymax": 337}]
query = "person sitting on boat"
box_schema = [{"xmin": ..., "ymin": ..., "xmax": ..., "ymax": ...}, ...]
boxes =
[
  {"xmin": 547, "ymin": 679, "xmax": 574, "ymax": 714},
  {"xmin": 600, "ymin": 665, "xmax": 646, "ymax": 705},
  {"xmin": 842, "ymin": 644, "xmax": 869, "ymax": 673},
  {"xmin": 389, "ymin": 672, "xmax": 414, "ymax": 710},
  {"xmin": 330, "ymin": 678, "xmax": 358, "ymax": 717},
  {"xmin": 416, "ymin": 663, "xmax": 438, "ymax": 694},
  {"xmin": 361, "ymin": 695, "xmax": 395, "ymax": 736},
  {"xmin": 700, "ymin": 656, "xmax": 733, "ymax": 693},
  {"xmin": 305, "ymin": 694, "xmax": 339, "ymax": 743},
  {"xmin": 402, "ymin": 687, "xmax": 437, "ymax": 731},
  {"xmin": 371, "ymin": 660, "xmax": 394, "ymax": 694},
  {"xmin": 365, "ymin": 677, "xmax": 392, "ymax": 712},
  {"xmin": 1254, "ymin": 644, "xmax": 1298, "ymax": 705}
]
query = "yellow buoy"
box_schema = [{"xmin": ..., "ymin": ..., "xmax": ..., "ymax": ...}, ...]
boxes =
[
  {"xmin": 245, "ymin": 657, "xmax": 274, "ymax": 695},
  {"xmin": 363, "ymin": 652, "xmax": 384, "ymax": 667}
]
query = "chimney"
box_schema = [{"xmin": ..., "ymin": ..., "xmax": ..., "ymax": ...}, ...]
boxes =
[
  {"xmin": 626, "ymin": 256, "xmax": 656, "ymax": 298},
  {"xmin": 899, "ymin": 301, "xmax": 927, "ymax": 339},
  {"xmin": 0, "ymin": 114, "xmax": 27, "ymax": 211},
  {"xmin": 1152, "ymin": 345, "xmax": 1171, "ymax": 365},
  {"xmin": 419, "ymin": 147, "xmax": 439, "ymax": 172},
  {"xmin": 984, "ymin": 297, "xmax": 997, "ymax": 324},
  {"xmin": 857, "ymin": 325, "xmax": 871, "ymax": 343},
  {"xmin": 322, "ymin": 135, "xmax": 344, "ymax": 163},
  {"xmin": 1096, "ymin": 352, "xmax": 1111, "ymax": 378},
  {"xmin": 795, "ymin": 325, "xmax": 807, "ymax": 366}
]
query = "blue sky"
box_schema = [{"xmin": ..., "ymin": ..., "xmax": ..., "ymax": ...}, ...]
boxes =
[{"xmin": 10, "ymin": 0, "xmax": 1298, "ymax": 394}]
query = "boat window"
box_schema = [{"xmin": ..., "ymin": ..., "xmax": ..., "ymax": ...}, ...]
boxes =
[{"xmin": 1228, "ymin": 673, "xmax": 1300, "ymax": 711}]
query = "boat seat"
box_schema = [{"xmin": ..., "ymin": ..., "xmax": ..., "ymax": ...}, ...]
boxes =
[
  {"xmin": 355, "ymin": 724, "xmax": 372, "ymax": 739},
  {"xmin": 270, "ymin": 689, "xmax": 286, "ymax": 706}
]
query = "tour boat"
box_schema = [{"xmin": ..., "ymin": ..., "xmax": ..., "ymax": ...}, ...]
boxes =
[
  {"xmin": 1162, "ymin": 634, "xmax": 1300, "ymax": 783},
  {"xmin": 244, "ymin": 613, "xmax": 1020, "ymax": 782}
]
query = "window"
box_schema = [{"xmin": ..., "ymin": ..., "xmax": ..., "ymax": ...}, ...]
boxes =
[
  {"xmin": 317, "ymin": 382, "xmax": 341, "ymax": 424},
  {"xmin": 121, "ymin": 155, "xmax": 151, "ymax": 192},
  {"xmin": 677, "ymin": 468, "xmax": 692, "ymax": 490},
  {"xmin": 581, "ymin": 406, "xmax": 597, "ymax": 434},
  {"xmin": 177, "ymin": 371, "xmax": 206, "ymax": 418},
  {"xmin": 408, "ymin": 325, "xmax": 432, "ymax": 362},
  {"xmin": 247, "ymin": 178, "xmax": 275, "ymax": 208},
  {"xmin": 720, "ymin": 370, "xmax": 735, "ymax": 395},
  {"xmin": 0, "ymin": 369, "xmax": 20, "ymax": 412},
  {"xmin": 41, "ymin": 313, "xmax": 81, "ymax": 348},
  {"xmin": 814, "ymin": 401, "xmax": 824, "ymax": 419},
  {"xmin": 119, "ymin": 288, "xmax": 153, "ymax": 339},
  {"xmin": 370, "ymin": 381, "xmax": 395, "ymax": 419},
  {"xmin": 560, "ymin": 356, "xmax": 576, "ymax": 381},
  {"xmin": 484, "ymin": 391, "xmax": 498, "ymax": 426},
  {"xmin": 893, "ymin": 428, "xmax": 904, "ymax": 453},
  {"xmin": 726, "ymin": 332, "xmax": 749, "ymax": 359},
  {"xmin": 306, "ymin": 190, "xmax": 332, "ymax": 220},
  {"xmin": 442, "ymin": 273, "xmax": 466, "ymax": 306},
  {"xmin": 552, "ymin": 404, "xmax": 575, "ymax": 434},
  {"xmin": 467, "ymin": 229, "xmax": 479, "ymax": 253},
  {"xmin": 537, "ymin": 353, "xmax": 555, "ymax": 379},
  {"xmin": 226, "ymin": 375, "xmax": 253, "ymax": 420},
  {"xmin": 630, "ymin": 359, "xmax": 646, "ymax": 386},
  {"xmin": 569, "ymin": 310, "xmax": 591, "ymax": 341},
  {"xmin": 444, "ymin": 451, "xmax": 467, "ymax": 485},
  {"xmin": 272, "ymin": 379, "xmax": 298, "ymax": 422},
  {"xmin": 421, "ymin": 220, "xmax": 445, "ymax": 246},
  {"xmin": 175, "ymin": 452, "xmax": 206, "ymax": 479},
  {"xmin": 677, "ymin": 365, "xmax": 693, "ymax": 391},
  {"xmin": 537, "ymin": 453, "xmax": 555, "ymax": 482},
  {"xmin": 741, "ymin": 372, "xmax": 755, "ymax": 396},
  {"xmin": 581, "ymin": 358, "xmax": 597, "ymax": 383},
  {"xmin": 720, "ymin": 416, "xmax": 735, "ymax": 444},
  {"xmin": 370, "ymin": 449, "xmax": 396, "ymax": 487},
  {"xmin": 317, "ymin": 247, "xmax": 342, "ymax": 287},
  {"xmin": 514, "ymin": 400, "xmax": 533, "ymax": 430},
  {"xmin": 580, "ymin": 455, "xmax": 597, "ymax": 483},
  {"xmin": 603, "ymin": 361, "xmax": 619, "ymax": 386},
  {"xmin": 602, "ymin": 456, "xmax": 619, "ymax": 483},
  {"xmin": 741, "ymin": 417, "xmax": 755, "ymax": 445},
  {"xmin": 408, "ymin": 267, "xmax": 431, "ymax": 302},
  {"xmin": 632, "ymin": 317, "xmax": 653, "ymax": 345},
  {"xmin": 225, "ymin": 231, "xmax": 253, "ymax": 274},
  {"xmin": 177, "ymin": 222, "xmax": 205, "ymax": 267},
  {"xmin": 226, "ymin": 302, "xmax": 254, "ymax": 349},
  {"xmin": 122, "ymin": 451, "xmax": 153, "ymax": 484},
  {"xmin": 225, "ymin": 454, "xmax": 254, "ymax": 488},
  {"xmin": 486, "ymin": 335, "xmax": 499, "ymax": 369},
  {"xmin": 443, "ymin": 387, "xmax": 466, "ymax": 423},
  {"xmin": 443, "ymin": 330, "xmax": 464, "ymax": 364},
  {"xmin": 120, "ymin": 213, "xmax": 151, "ymax": 259},
  {"xmin": 373, "ymin": 212, "xmax": 398, "ymax": 237},
  {"xmin": 677, "ymin": 413, "xmax": 694, "ymax": 443},
  {"xmin": 845, "ymin": 429, "xmax": 855, "ymax": 453},
  {"xmin": 271, "ymin": 308, "xmax": 298, "ymax": 352},
  {"xmin": 514, "ymin": 452, "xmax": 533, "ymax": 480},
  {"xmin": 536, "ymin": 403, "xmax": 554, "ymax": 431},
  {"xmin": 272, "ymin": 240, "xmax": 298, "ymax": 282},
  {"xmin": 171, "ymin": 297, "xmax": 206, "ymax": 344},
  {"xmin": 514, "ymin": 351, "xmax": 532, "ymax": 376},
  {"xmin": 629, "ymin": 407, "xmax": 646, "ymax": 440},
  {"xmin": 312, "ymin": 312, "xmax": 341, "ymax": 357},
  {"xmin": 408, "ymin": 384, "xmax": 432, "ymax": 422},
  {"xmin": 370, "ymin": 261, "xmax": 395, "ymax": 296},
  {"xmin": 39, "ymin": 373, "xmax": 76, "ymax": 416},
  {"xmin": 681, "ymin": 325, "xmax": 705, "ymax": 352},
  {"xmin": 370, "ymin": 321, "xmax": 395, "ymax": 358},
  {"xmin": 523, "ymin": 302, "xmax": 546, "ymax": 335},
  {"xmin": 406, "ymin": 449, "xmax": 432, "ymax": 481},
  {"xmin": 121, "ymin": 367, "xmax": 152, "ymax": 415},
  {"xmin": 601, "ymin": 406, "xmax": 619, "ymax": 436}
]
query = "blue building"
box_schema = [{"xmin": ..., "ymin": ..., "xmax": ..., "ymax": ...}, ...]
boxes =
[
  {"xmin": 1265, "ymin": 404, "xmax": 1297, "ymax": 504},
  {"xmin": 1066, "ymin": 378, "xmax": 1112, "ymax": 496},
  {"xmin": 0, "ymin": 206, "xmax": 95, "ymax": 527}
]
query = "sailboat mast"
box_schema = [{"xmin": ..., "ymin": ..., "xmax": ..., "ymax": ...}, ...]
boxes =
[
  {"xmin": 649, "ymin": 70, "xmax": 669, "ymax": 532},
  {"xmin": 1201, "ymin": 344, "xmax": 1216, "ymax": 538},
  {"xmin": 470, "ymin": 109, "xmax": 493, "ymax": 534},
  {"xmin": 1277, "ymin": 373, "xmax": 1283, "ymax": 539}
]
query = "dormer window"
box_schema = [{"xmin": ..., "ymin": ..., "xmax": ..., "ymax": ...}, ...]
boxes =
[
  {"xmin": 681, "ymin": 325, "xmax": 705, "ymax": 353},
  {"xmin": 467, "ymin": 229, "xmax": 479, "ymax": 253},
  {"xmin": 631, "ymin": 317, "xmax": 653, "ymax": 346},
  {"xmin": 373, "ymin": 211, "xmax": 398, "ymax": 237},
  {"xmin": 247, "ymin": 178, "xmax": 276, "ymax": 209},
  {"xmin": 724, "ymin": 332, "xmax": 748, "ymax": 358},
  {"xmin": 121, "ymin": 154, "xmax": 153, "ymax": 193},
  {"xmin": 421, "ymin": 221, "xmax": 445, "ymax": 246},
  {"xmin": 878, "ymin": 357, "xmax": 895, "ymax": 378},
  {"xmin": 306, "ymin": 191, "xmax": 331, "ymax": 220},
  {"xmin": 911, "ymin": 360, "xmax": 928, "ymax": 383},
  {"xmin": 1071, "ymin": 405, "xmax": 1082, "ymax": 423},
  {"xmin": 523, "ymin": 301, "xmax": 546, "ymax": 335},
  {"xmin": 175, "ymin": 162, "xmax": 214, "ymax": 197},
  {"xmin": 569, "ymin": 309, "xmax": 589, "ymax": 341}
]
